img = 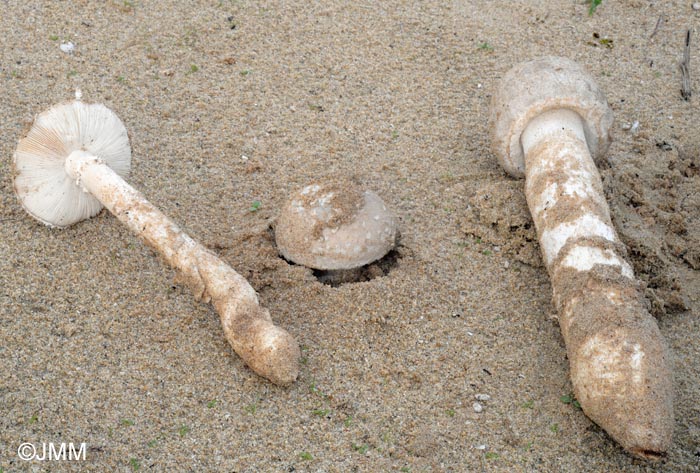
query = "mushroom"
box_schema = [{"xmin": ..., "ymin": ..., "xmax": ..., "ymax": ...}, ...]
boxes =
[
  {"xmin": 490, "ymin": 57, "xmax": 673, "ymax": 459},
  {"xmin": 13, "ymin": 99, "xmax": 300, "ymax": 386},
  {"xmin": 274, "ymin": 180, "xmax": 398, "ymax": 276}
]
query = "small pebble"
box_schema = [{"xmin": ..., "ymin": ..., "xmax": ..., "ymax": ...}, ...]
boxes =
[
  {"xmin": 473, "ymin": 402, "xmax": 483, "ymax": 413},
  {"xmin": 693, "ymin": 2, "xmax": 700, "ymax": 11},
  {"xmin": 60, "ymin": 42, "xmax": 75, "ymax": 54},
  {"xmin": 475, "ymin": 393, "xmax": 491, "ymax": 402}
]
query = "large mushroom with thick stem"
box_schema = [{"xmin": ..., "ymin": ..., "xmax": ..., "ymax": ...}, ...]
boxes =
[
  {"xmin": 490, "ymin": 56, "xmax": 673, "ymax": 459},
  {"xmin": 13, "ymin": 99, "xmax": 300, "ymax": 386}
]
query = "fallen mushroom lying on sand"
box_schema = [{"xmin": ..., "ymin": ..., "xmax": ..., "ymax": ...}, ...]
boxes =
[
  {"xmin": 275, "ymin": 180, "xmax": 398, "ymax": 282},
  {"xmin": 13, "ymin": 98, "xmax": 300, "ymax": 386},
  {"xmin": 490, "ymin": 56, "xmax": 673, "ymax": 459}
]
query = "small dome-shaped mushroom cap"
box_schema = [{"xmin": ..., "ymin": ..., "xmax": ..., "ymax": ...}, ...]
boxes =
[
  {"xmin": 490, "ymin": 56, "xmax": 614, "ymax": 178},
  {"xmin": 13, "ymin": 100, "xmax": 131, "ymax": 227},
  {"xmin": 275, "ymin": 181, "xmax": 398, "ymax": 270}
]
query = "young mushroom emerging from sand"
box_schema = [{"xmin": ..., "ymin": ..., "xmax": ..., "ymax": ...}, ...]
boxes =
[
  {"xmin": 490, "ymin": 56, "xmax": 673, "ymax": 459},
  {"xmin": 13, "ymin": 99, "xmax": 300, "ymax": 386},
  {"xmin": 274, "ymin": 180, "xmax": 398, "ymax": 282}
]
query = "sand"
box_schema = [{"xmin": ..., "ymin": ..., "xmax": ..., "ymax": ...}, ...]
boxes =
[{"xmin": 1, "ymin": 1, "xmax": 699, "ymax": 471}]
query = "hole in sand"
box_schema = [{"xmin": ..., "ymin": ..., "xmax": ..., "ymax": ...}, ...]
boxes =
[
  {"xmin": 311, "ymin": 248, "xmax": 403, "ymax": 287},
  {"xmin": 276, "ymin": 246, "xmax": 404, "ymax": 287},
  {"xmin": 631, "ymin": 448, "xmax": 665, "ymax": 461},
  {"xmin": 270, "ymin": 223, "xmax": 404, "ymax": 286}
]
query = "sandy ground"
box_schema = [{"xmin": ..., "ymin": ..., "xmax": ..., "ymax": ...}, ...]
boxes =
[{"xmin": 1, "ymin": 1, "xmax": 699, "ymax": 471}]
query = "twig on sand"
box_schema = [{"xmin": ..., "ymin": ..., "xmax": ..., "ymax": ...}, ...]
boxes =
[
  {"xmin": 649, "ymin": 15, "xmax": 663, "ymax": 39},
  {"xmin": 681, "ymin": 30, "xmax": 692, "ymax": 101}
]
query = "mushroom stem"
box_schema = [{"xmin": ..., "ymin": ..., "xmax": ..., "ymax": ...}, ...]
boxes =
[
  {"xmin": 65, "ymin": 150, "xmax": 300, "ymax": 386},
  {"xmin": 520, "ymin": 110, "xmax": 673, "ymax": 458}
]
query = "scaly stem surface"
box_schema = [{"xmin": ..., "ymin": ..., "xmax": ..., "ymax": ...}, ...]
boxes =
[
  {"xmin": 65, "ymin": 150, "xmax": 300, "ymax": 386},
  {"xmin": 521, "ymin": 110, "xmax": 673, "ymax": 459}
]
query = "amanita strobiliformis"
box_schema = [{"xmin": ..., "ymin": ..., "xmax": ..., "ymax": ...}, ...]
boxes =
[
  {"xmin": 490, "ymin": 57, "xmax": 673, "ymax": 459},
  {"xmin": 13, "ymin": 99, "xmax": 300, "ymax": 386},
  {"xmin": 275, "ymin": 181, "xmax": 398, "ymax": 272}
]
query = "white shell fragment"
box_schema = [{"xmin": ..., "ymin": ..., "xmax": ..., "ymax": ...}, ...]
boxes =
[
  {"xmin": 60, "ymin": 42, "xmax": 75, "ymax": 54},
  {"xmin": 275, "ymin": 181, "xmax": 398, "ymax": 270},
  {"xmin": 13, "ymin": 100, "xmax": 131, "ymax": 227}
]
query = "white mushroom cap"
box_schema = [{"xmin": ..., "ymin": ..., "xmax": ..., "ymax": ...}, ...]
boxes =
[
  {"xmin": 13, "ymin": 100, "xmax": 131, "ymax": 227},
  {"xmin": 490, "ymin": 56, "xmax": 614, "ymax": 178},
  {"xmin": 275, "ymin": 181, "xmax": 398, "ymax": 270}
]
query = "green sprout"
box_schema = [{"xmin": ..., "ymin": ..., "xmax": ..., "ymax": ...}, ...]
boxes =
[
  {"xmin": 560, "ymin": 393, "xmax": 582, "ymax": 410},
  {"xmin": 299, "ymin": 452, "xmax": 312, "ymax": 460},
  {"xmin": 521, "ymin": 400, "xmax": 534, "ymax": 409},
  {"xmin": 312, "ymin": 408, "xmax": 330, "ymax": 417},
  {"xmin": 478, "ymin": 42, "xmax": 494, "ymax": 51},
  {"xmin": 352, "ymin": 443, "xmax": 369, "ymax": 454},
  {"xmin": 589, "ymin": 0, "xmax": 602, "ymax": 15},
  {"xmin": 249, "ymin": 200, "xmax": 261, "ymax": 212},
  {"xmin": 178, "ymin": 424, "xmax": 190, "ymax": 437},
  {"xmin": 485, "ymin": 452, "xmax": 499, "ymax": 460},
  {"xmin": 207, "ymin": 400, "xmax": 218, "ymax": 408},
  {"xmin": 309, "ymin": 381, "xmax": 328, "ymax": 398},
  {"xmin": 121, "ymin": 419, "xmax": 135, "ymax": 426},
  {"xmin": 130, "ymin": 458, "xmax": 140, "ymax": 471},
  {"xmin": 49, "ymin": 35, "xmax": 59, "ymax": 41}
]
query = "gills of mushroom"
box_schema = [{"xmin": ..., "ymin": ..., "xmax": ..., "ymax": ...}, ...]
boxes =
[
  {"xmin": 13, "ymin": 100, "xmax": 300, "ymax": 386},
  {"xmin": 490, "ymin": 57, "xmax": 673, "ymax": 459}
]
